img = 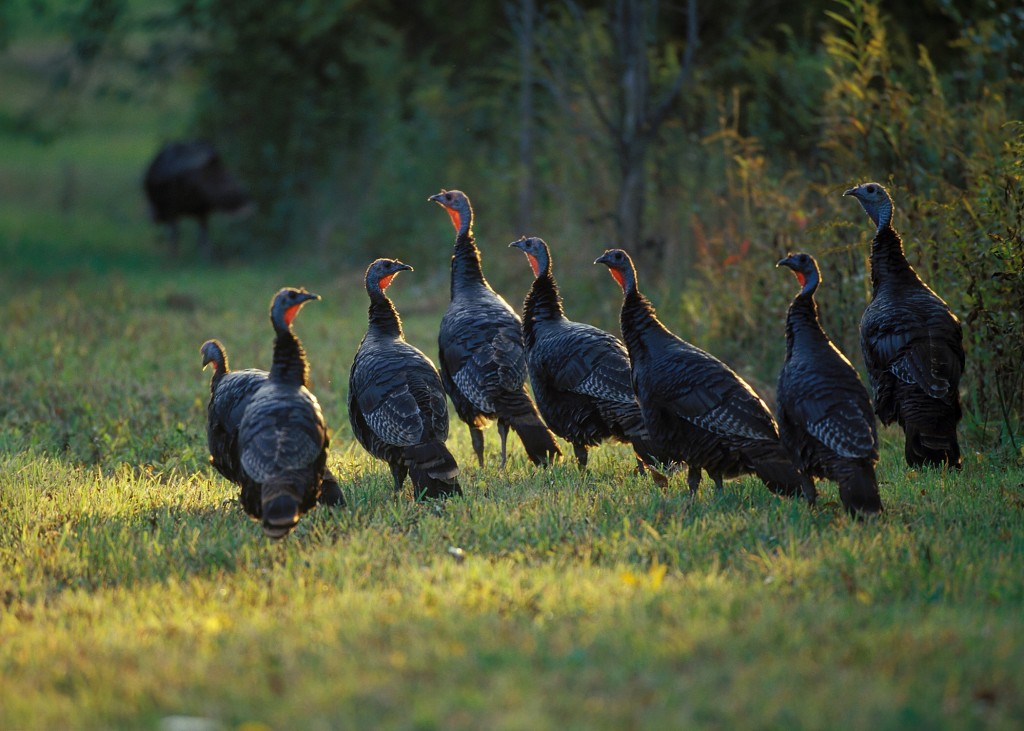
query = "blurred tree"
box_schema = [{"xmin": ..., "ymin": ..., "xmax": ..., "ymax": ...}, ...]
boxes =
[
  {"xmin": 533, "ymin": 0, "xmax": 698, "ymax": 261},
  {"xmin": 176, "ymin": 0, "xmax": 373, "ymax": 245},
  {"xmin": 2, "ymin": 0, "xmax": 1022, "ymax": 442},
  {"xmin": 507, "ymin": 0, "xmax": 538, "ymax": 233},
  {"xmin": 173, "ymin": 0, "xmax": 517, "ymax": 253},
  {"xmin": 70, "ymin": 0, "xmax": 123, "ymax": 66},
  {"xmin": 0, "ymin": 5, "xmax": 12, "ymax": 51}
]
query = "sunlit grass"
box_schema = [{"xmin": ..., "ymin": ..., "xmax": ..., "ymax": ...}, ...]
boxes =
[
  {"xmin": 2, "ymin": 438, "xmax": 1022, "ymax": 729},
  {"xmin": 2, "ymin": 30, "xmax": 1023, "ymax": 731}
]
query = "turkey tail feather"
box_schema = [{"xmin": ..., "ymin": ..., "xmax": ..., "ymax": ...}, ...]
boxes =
[
  {"xmin": 404, "ymin": 441, "xmax": 462, "ymax": 499},
  {"xmin": 261, "ymin": 490, "xmax": 301, "ymax": 540},
  {"xmin": 752, "ymin": 444, "xmax": 814, "ymax": 502},
  {"xmin": 507, "ymin": 411, "xmax": 561, "ymax": 466},
  {"xmin": 835, "ymin": 462, "xmax": 883, "ymax": 517},
  {"xmin": 905, "ymin": 421, "xmax": 961, "ymax": 470}
]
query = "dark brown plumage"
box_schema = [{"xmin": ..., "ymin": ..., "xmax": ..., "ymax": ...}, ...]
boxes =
[
  {"xmin": 144, "ymin": 140, "xmax": 251, "ymax": 258},
  {"xmin": 348, "ymin": 259, "xmax": 461, "ymax": 499},
  {"xmin": 510, "ymin": 236, "xmax": 665, "ymax": 481},
  {"xmin": 596, "ymin": 248, "xmax": 811, "ymax": 500},
  {"xmin": 236, "ymin": 288, "xmax": 329, "ymax": 538},
  {"xmin": 201, "ymin": 339, "xmax": 343, "ymax": 508},
  {"xmin": 845, "ymin": 182, "xmax": 964, "ymax": 469},
  {"xmin": 776, "ymin": 253, "xmax": 881, "ymax": 516},
  {"xmin": 429, "ymin": 189, "xmax": 561, "ymax": 468}
]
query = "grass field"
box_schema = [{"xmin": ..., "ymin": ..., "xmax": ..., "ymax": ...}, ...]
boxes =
[{"xmin": 2, "ymin": 40, "xmax": 1024, "ymax": 731}]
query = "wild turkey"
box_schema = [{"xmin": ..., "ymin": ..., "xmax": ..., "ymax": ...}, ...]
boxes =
[
  {"xmin": 844, "ymin": 182, "xmax": 964, "ymax": 469},
  {"xmin": 509, "ymin": 236, "xmax": 665, "ymax": 480},
  {"xmin": 348, "ymin": 258, "xmax": 462, "ymax": 499},
  {"xmin": 143, "ymin": 140, "xmax": 252, "ymax": 259},
  {"xmin": 776, "ymin": 253, "xmax": 882, "ymax": 516},
  {"xmin": 201, "ymin": 339, "xmax": 344, "ymax": 507},
  {"xmin": 428, "ymin": 189, "xmax": 561, "ymax": 467},
  {"xmin": 236, "ymin": 288, "xmax": 329, "ymax": 538},
  {"xmin": 595, "ymin": 248, "xmax": 811, "ymax": 500}
]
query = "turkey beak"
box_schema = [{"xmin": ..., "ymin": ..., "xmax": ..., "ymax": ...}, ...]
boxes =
[
  {"xmin": 397, "ymin": 263, "xmax": 413, "ymax": 273},
  {"xmin": 428, "ymin": 192, "xmax": 445, "ymax": 205},
  {"xmin": 843, "ymin": 186, "xmax": 858, "ymax": 197},
  {"xmin": 509, "ymin": 239, "xmax": 525, "ymax": 251},
  {"xmin": 776, "ymin": 256, "xmax": 794, "ymax": 270},
  {"xmin": 291, "ymin": 292, "xmax": 320, "ymax": 309},
  {"xmin": 594, "ymin": 253, "xmax": 609, "ymax": 266}
]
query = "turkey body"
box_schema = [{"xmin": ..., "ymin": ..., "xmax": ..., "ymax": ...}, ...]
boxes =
[
  {"xmin": 238, "ymin": 382, "xmax": 328, "ymax": 533},
  {"xmin": 430, "ymin": 190, "xmax": 561, "ymax": 467},
  {"xmin": 235, "ymin": 288, "xmax": 329, "ymax": 538},
  {"xmin": 511, "ymin": 236, "xmax": 662, "ymax": 473},
  {"xmin": 596, "ymin": 249, "xmax": 810, "ymax": 500},
  {"xmin": 348, "ymin": 259, "xmax": 461, "ymax": 499},
  {"xmin": 846, "ymin": 182, "xmax": 964, "ymax": 469},
  {"xmin": 202, "ymin": 340, "xmax": 343, "ymax": 507},
  {"xmin": 143, "ymin": 140, "xmax": 251, "ymax": 257},
  {"xmin": 776, "ymin": 253, "xmax": 881, "ymax": 516}
]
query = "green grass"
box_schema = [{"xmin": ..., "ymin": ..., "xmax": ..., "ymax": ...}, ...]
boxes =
[
  {"xmin": 3, "ymin": 431, "xmax": 1023, "ymax": 729},
  {"xmin": 2, "ymin": 35, "xmax": 1024, "ymax": 731}
]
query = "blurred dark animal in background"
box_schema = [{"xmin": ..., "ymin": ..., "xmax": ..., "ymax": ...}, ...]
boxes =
[{"xmin": 143, "ymin": 140, "xmax": 252, "ymax": 259}]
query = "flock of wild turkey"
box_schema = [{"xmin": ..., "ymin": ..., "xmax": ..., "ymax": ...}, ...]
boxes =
[{"xmin": 201, "ymin": 183, "xmax": 965, "ymax": 538}]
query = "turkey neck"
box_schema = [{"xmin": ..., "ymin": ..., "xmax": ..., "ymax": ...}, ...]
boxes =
[
  {"xmin": 870, "ymin": 225, "xmax": 924, "ymax": 292},
  {"xmin": 270, "ymin": 328, "xmax": 309, "ymax": 387},
  {"xmin": 522, "ymin": 272, "xmax": 564, "ymax": 346},
  {"xmin": 785, "ymin": 292, "xmax": 829, "ymax": 359},
  {"xmin": 367, "ymin": 290, "xmax": 404, "ymax": 339},
  {"xmin": 210, "ymin": 365, "xmax": 226, "ymax": 394},
  {"xmin": 619, "ymin": 287, "xmax": 671, "ymax": 357},
  {"xmin": 450, "ymin": 231, "xmax": 492, "ymax": 298}
]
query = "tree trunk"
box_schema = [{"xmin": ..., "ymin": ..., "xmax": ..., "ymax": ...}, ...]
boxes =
[
  {"xmin": 613, "ymin": 0, "xmax": 651, "ymax": 251},
  {"xmin": 535, "ymin": 0, "xmax": 698, "ymax": 261},
  {"xmin": 514, "ymin": 0, "xmax": 536, "ymax": 234},
  {"xmin": 617, "ymin": 143, "xmax": 647, "ymax": 248}
]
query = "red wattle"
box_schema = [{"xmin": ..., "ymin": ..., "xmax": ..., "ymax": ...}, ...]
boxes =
[
  {"xmin": 446, "ymin": 208, "xmax": 461, "ymax": 232},
  {"xmin": 610, "ymin": 268, "xmax": 626, "ymax": 292},
  {"xmin": 527, "ymin": 254, "xmax": 540, "ymax": 278},
  {"xmin": 379, "ymin": 273, "xmax": 395, "ymax": 291},
  {"xmin": 284, "ymin": 304, "xmax": 301, "ymax": 326}
]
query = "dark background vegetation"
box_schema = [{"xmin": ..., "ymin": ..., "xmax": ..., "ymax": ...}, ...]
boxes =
[{"xmin": 2, "ymin": 0, "xmax": 1022, "ymax": 454}]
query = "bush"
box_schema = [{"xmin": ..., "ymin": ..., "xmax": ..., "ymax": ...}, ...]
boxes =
[{"xmin": 676, "ymin": 0, "xmax": 1024, "ymax": 452}]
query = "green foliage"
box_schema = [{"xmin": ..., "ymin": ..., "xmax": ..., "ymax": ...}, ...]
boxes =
[
  {"xmin": 813, "ymin": 0, "xmax": 1024, "ymax": 451},
  {"xmin": 174, "ymin": 0, "xmax": 523, "ymax": 261},
  {"xmin": 952, "ymin": 126, "xmax": 1024, "ymax": 450},
  {"xmin": 3, "ymin": 0, "xmax": 1021, "ymax": 434},
  {"xmin": 178, "ymin": 0, "xmax": 379, "ymax": 247},
  {"xmin": 645, "ymin": 0, "xmax": 1023, "ymax": 454}
]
